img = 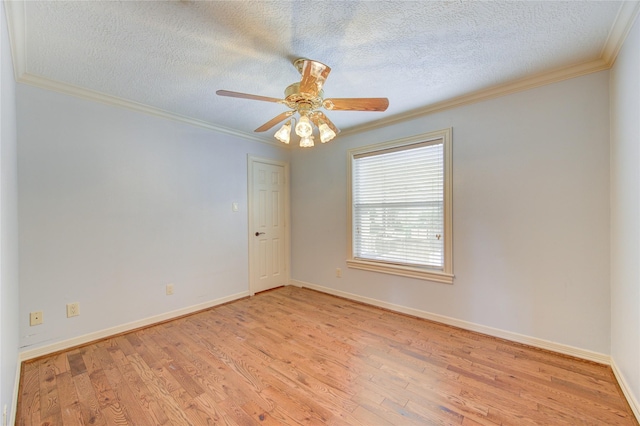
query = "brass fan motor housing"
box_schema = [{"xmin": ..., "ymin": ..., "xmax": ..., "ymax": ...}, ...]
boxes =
[{"xmin": 283, "ymin": 82, "xmax": 324, "ymax": 112}]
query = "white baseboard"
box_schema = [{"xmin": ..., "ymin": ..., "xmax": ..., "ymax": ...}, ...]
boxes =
[
  {"xmin": 289, "ymin": 279, "xmax": 610, "ymax": 365},
  {"xmin": 19, "ymin": 290, "xmax": 250, "ymax": 362},
  {"xmin": 16, "ymin": 283, "xmax": 636, "ymax": 423},
  {"xmin": 611, "ymin": 358, "xmax": 640, "ymax": 422},
  {"xmin": 290, "ymin": 279, "xmax": 640, "ymax": 422},
  {"xmin": 9, "ymin": 358, "xmax": 20, "ymax": 426}
]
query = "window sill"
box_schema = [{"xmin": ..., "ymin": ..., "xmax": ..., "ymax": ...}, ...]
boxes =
[{"xmin": 346, "ymin": 259, "xmax": 454, "ymax": 284}]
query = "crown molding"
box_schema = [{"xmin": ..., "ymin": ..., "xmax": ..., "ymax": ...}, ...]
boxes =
[
  {"xmin": 339, "ymin": 57, "xmax": 610, "ymax": 136},
  {"xmin": 5, "ymin": 0, "xmax": 639, "ymax": 143},
  {"xmin": 3, "ymin": 0, "xmax": 277, "ymax": 147},
  {"xmin": 335, "ymin": 0, "xmax": 640, "ymax": 137},
  {"xmin": 601, "ymin": 0, "xmax": 640, "ymax": 66},
  {"xmin": 17, "ymin": 74, "xmax": 282, "ymax": 146}
]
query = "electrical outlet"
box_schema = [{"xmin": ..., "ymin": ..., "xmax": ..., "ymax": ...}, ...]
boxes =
[
  {"xmin": 336, "ymin": 268, "xmax": 342, "ymax": 278},
  {"xmin": 30, "ymin": 311, "xmax": 43, "ymax": 326},
  {"xmin": 66, "ymin": 302, "xmax": 80, "ymax": 317},
  {"xmin": 166, "ymin": 283, "xmax": 174, "ymax": 295}
]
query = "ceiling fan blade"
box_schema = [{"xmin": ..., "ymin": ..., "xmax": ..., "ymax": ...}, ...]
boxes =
[
  {"xmin": 323, "ymin": 97, "xmax": 389, "ymax": 112},
  {"xmin": 254, "ymin": 110, "xmax": 295, "ymax": 132},
  {"xmin": 216, "ymin": 90, "xmax": 283, "ymax": 104},
  {"xmin": 310, "ymin": 111, "xmax": 340, "ymax": 135},
  {"xmin": 298, "ymin": 59, "xmax": 331, "ymax": 97}
]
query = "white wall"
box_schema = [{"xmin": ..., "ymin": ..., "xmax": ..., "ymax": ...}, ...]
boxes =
[
  {"xmin": 17, "ymin": 84, "xmax": 289, "ymax": 351},
  {"xmin": 1, "ymin": 1, "xmax": 20, "ymax": 421},
  {"xmin": 610, "ymin": 14, "xmax": 640, "ymax": 413},
  {"xmin": 291, "ymin": 71, "xmax": 611, "ymax": 354}
]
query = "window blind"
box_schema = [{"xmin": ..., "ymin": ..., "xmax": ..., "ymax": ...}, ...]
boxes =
[{"xmin": 352, "ymin": 141, "xmax": 444, "ymax": 269}]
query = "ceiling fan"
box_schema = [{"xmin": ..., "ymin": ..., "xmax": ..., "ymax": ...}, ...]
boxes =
[{"xmin": 216, "ymin": 58, "xmax": 389, "ymax": 147}]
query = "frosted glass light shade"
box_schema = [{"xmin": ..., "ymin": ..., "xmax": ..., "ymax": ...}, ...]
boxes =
[
  {"xmin": 274, "ymin": 121, "xmax": 292, "ymax": 144},
  {"xmin": 318, "ymin": 122, "xmax": 336, "ymax": 143},
  {"xmin": 299, "ymin": 135, "xmax": 315, "ymax": 148},
  {"xmin": 295, "ymin": 115, "xmax": 313, "ymax": 137}
]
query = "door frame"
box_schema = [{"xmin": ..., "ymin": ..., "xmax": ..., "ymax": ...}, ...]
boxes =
[{"xmin": 247, "ymin": 156, "xmax": 291, "ymax": 295}]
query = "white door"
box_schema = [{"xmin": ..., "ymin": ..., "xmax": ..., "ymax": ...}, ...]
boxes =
[{"xmin": 249, "ymin": 158, "xmax": 288, "ymax": 294}]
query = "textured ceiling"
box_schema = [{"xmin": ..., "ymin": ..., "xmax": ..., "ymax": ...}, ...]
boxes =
[{"xmin": 6, "ymin": 1, "xmax": 638, "ymax": 143}]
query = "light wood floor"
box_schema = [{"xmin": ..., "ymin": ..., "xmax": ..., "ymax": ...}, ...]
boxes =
[{"xmin": 17, "ymin": 286, "xmax": 638, "ymax": 425}]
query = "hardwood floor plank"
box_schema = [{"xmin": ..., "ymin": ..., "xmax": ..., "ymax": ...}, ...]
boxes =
[
  {"xmin": 160, "ymin": 340, "xmax": 216, "ymax": 398},
  {"xmin": 405, "ymin": 378, "xmax": 489, "ymax": 421},
  {"xmin": 192, "ymin": 393, "xmax": 240, "ymax": 426},
  {"xmin": 194, "ymin": 348, "xmax": 259, "ymax": 408},
  {"xmin": 387, "ymin": 397, "xmax": 461, "ymax": 425},
  {"xmin": 51, "ymin": 352, "xmax": 71, "ymax": 376},
  {"xmin": 108, "ymin": 347, "xmax": 171, "ymax": 425},
  {"xmin": 259, "ymin": 384, "xmax": 329, "ymax": 425},
  {"xmin": 166, "ymin": 336, "xmax": 226, "ymax": 401},
  {"xmin": 73, "ymin": 372, "xmax": 107, "ymax": 426},
  {"xmin": 67, "ymin": 351, "xmax": 87, "ymax": 377},
  {"xmin": 268, "ymin": 358, "xmax": 359, "ymax": 414},
  {"xmin": 82, "ymin": 347, "xmax": 104, "ymax": 376},
  {"xmin": 18, "ymin": 364, "xmax": 40, "ymax": 426},
  {"xmin": 112, "ymin": 335, "xmax": 136, "ymax": 356},
  {"xmin": 97, "ymin": 348, "xmax": 156, "ymax": 426},
  {"xmin": 162, "ymin": 337, "xmax": 233, "ymax": 403},
  {"xmin": 16, "ymin": 286, "xmax": 639, "ymax": 425},
  {"xmin": 351, "ymin": 404, "xmax": 394, "ymax": 425},
  {"xmin": 241, "ymin": 400, "xmax": 282, "ymax": 426},
  {"xmin": 217, "ymin": 397, "xmax": 260, "ymax": 425},
  {"xmin": 55, "ymin": 372, "xmax": 82, "ymax": 425},
  {"xmin": 354, "ymin": 396, "xmax": 425, "ymax": 426},
  {"xmin": 520, "ymin": 388, "xmax": 635, "ymax": 426},
  {"xmin": 126, "ymin": 352, "xmax": 192, "ymax": 424},
  {"xmin": 38, "ymin": 358, "xmax": 63, "ymax": 423}
]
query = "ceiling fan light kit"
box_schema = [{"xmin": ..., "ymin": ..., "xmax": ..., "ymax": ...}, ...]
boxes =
[
  {"xmin": 216, "ymin": 58, "xmax": 389, "ymax": 148},
  {"xmin": 274, "ymin": 120, "xmax": 293, "ymax": 144}
]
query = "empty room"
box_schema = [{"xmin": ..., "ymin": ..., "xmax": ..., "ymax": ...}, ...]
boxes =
[{"xmin": 1, "ymin": 1, "xmax": 639, "ymax": 425}]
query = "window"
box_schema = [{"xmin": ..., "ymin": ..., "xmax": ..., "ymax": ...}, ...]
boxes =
[{"xmin": 347, "ymin": 128, "xmax": 453, "ymax": 283}]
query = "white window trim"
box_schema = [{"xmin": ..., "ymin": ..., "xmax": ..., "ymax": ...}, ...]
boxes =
[{"xmin": 346, "ymin": 128, "xmax": 453, "ymax": 284}]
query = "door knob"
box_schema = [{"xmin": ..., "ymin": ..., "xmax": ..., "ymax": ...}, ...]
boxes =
[{"xmin": 255, "ymin": 232, "xmax": 265, "ymax": 236}]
